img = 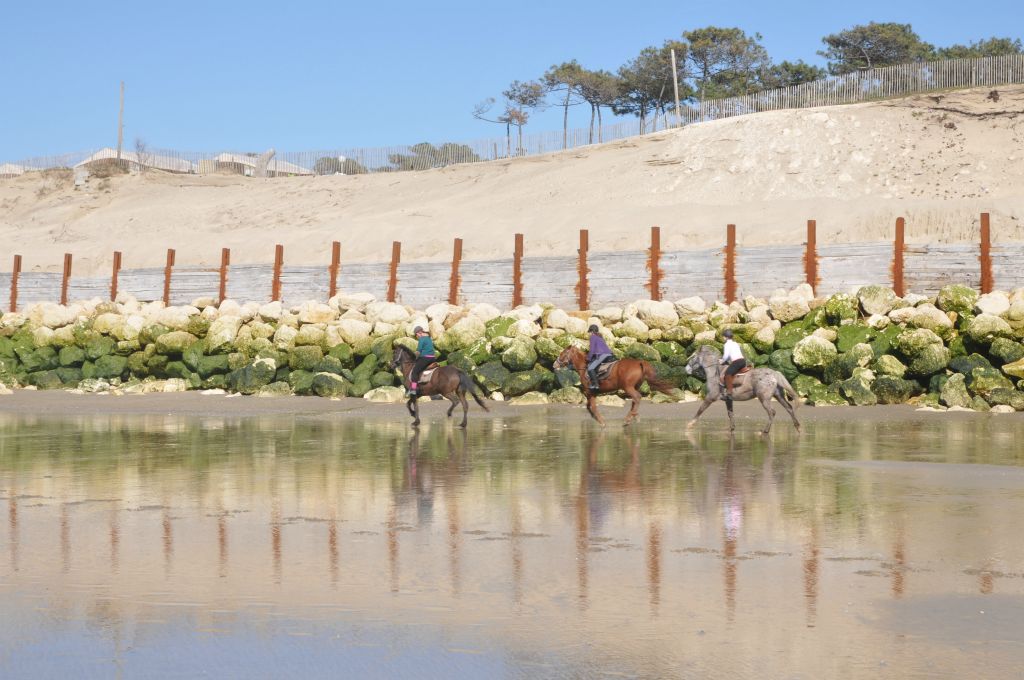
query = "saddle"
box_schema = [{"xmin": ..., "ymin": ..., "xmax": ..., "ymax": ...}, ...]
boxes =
[
  {"xmin": 719, "ymin": 364, "xmax": 752, "ymax": 388},
  {"xmin": 594, "ymin": 359, "xmax": 617, "ymax": 381},
  {"xmin": 419, "ymin": 362, "xmax": 440, "ymax": 383}
]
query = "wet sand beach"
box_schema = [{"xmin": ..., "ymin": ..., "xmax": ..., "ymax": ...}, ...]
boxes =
[{"xmin": 1, "ymin": 393, "xmax": 1023, "ymax": 678}]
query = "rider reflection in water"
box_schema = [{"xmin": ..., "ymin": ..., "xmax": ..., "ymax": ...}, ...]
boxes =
[
  {"xmin": 408, "ymin": 326, "xmax": 437, "ymax": 397},
  {"xmin": 721, "ymin": 329, "xmax": 746, "ymax": 402}
]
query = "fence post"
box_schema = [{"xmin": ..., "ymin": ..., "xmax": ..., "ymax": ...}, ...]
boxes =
[
  {"xmin": 647, "ymin": 226, "xmax": 662, "ymax": 301},
  {"xmin": 724, "ymin": 224, "xmax": 737, "ymax": 304},
  {"xmin": 110, "ymin": 251, "xmax": 122, "ymax": 302},
  {"xmin": 163, "ymin": 249, "xmax": 175, "ymax": 305},
  {"xmin": 892, "ymin": 217, "xmax": 905, "ymax": 297},
  {"xmin": 9, "ymin": 255, "xmax": 21, "ymax": 312},
  {"xmin": 577, "ymin": 229, "xmax": 590, "ymax": 310},
  {"xmin": 512, "ymin": 233, "xmax": 524, "ymax": 307},
  {"xmin": 804, "ymin": 219, "xmax": 818, "ymax": 294},
  {"xmin": 271, "ymin": 244, "xmax": 284, "ymax": 302},
  {"xmin": 328, "ymin": 241, "xmax": 341, "ymax": 300},
  {"xmin": 448, "ymin": 238, "xmax": 462, "ymax": 305},
  {"xmin": 387, "ymin": 241, "xmax": 401, "ymax": 303},
  {"xmin": 980, "ymin": 212, "xmax": 993, "ymax": 294},
  {"xmin": 60, "ymin": 253, "xmax": 72, "ymax": 305},
  {"xmin": 219, "ymin": 248, "xmax": 230, "ymax": 303}
]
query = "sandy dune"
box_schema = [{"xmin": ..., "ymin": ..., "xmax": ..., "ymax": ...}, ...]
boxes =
[{"xmin": 2, "ymin": 86, "xmax": 1022, "ymax": 275}]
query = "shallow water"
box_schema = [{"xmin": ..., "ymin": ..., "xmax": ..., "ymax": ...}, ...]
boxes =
[{"xmin": 1, "ymin": 411, "xmax": 1024, "ymax": 679}]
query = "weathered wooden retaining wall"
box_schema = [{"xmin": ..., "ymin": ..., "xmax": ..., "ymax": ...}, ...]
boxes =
[{"xmin": 4, "ymin": 215, "xmax": 1023, "ymax": 311}]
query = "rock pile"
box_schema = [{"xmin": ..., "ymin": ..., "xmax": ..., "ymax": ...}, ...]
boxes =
[{"xmin": 2, "ymin": 283, "xmax": 1024, "ymax": 411}]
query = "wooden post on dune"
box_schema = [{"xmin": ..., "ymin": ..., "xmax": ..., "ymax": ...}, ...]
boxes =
[
  {"xmin": 110, "ymin": 251, "xmax": 122, "ymax": 302},
  {"xmin": 512, "ymin": 233, "xmax": 524, "ymax": 307},
  {"xmin": 9, "ymin": 255, "xmax": 21, "ymax": 312},
  {"xmin": 980, "ymin": 212, "xmax": 993, "ymax": 294},
  {"xmin": 804, "ymin": 219, "xmax": 819, "ymax": 294},
  {"xmin": 60, "ymin": 253, "xmax": 73, "ymax": 305},
  {"xmin": 218, "ymin": 248, "xmax": 230, "ymax": 303},
  {"xmin": 387, "ymin": 241, "xmax": 401, "ymax": 303},
  {"xmin": 163, "ymin": 249, "xmax": 175, "ymax": 305},
  {"xmin": 448, "ymin": 238, "xmax": 462, "ymax": 305},
  {"xmin": 647, "ymin": 226, "xmax": 662, "ymax": 301},
  {"xmin": 892, "ymin": 217, "xmax": 905, "ymax": 298},
  {"xmin": 724, "ymin": 224, "xmax": 737, "ymax": 304},
  {"xmin": 328, "ymin": 241, "xmax": 341, "ymax": 300},
  {"xmin": 271, "ymin": 244, "xmax": 284, "ymax": 302}
]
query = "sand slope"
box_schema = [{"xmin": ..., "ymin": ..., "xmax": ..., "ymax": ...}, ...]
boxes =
[{"xmin": 2, "ymin": 86, "xmax": 1023, "ymax": 275}]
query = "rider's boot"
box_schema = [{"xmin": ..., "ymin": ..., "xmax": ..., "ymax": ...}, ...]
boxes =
[
  {"xmin": 723, "ymin": 374, "xmax": 734, "ymax": 403},
  {"xmin": 407, "ymin": 381, "xmax": 418, "ymax": 397},
  {"xmin": 588, "ymin": 371, "xmax": 599, "ymax": 391}
]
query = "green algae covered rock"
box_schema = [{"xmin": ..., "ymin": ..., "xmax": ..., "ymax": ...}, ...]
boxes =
[
  {"xmin": 836, "ymin": 324, "xmax": 872, "ymax": 353},
  {"xmin": 58, "ymin": 345, "xmax": 85, "ymax": 367},
  {"xmin": 288, "ymin": 345, "xmax": 324, "ymax": 371},
  {"xmin": 965, "ymin": 314, "xmax": 1013, "ymax": 345},
  {"xmin": 503, "ymin": 369, "xmax": 546, "ymax": 397},
  {"xmin": 311, "ymin": 372, "xmax": 350, "ymax": 398},
  {"xmin": 474, "ymin": 361, "xmax": 510, "ymax": 393},
  {"xmin": 949, "ymin": 353, "xmax": 992, "ymax": 375},
  {"xmin": 872, "ymin": 375, "xmax": 919, "ymax": 404},
  {"xmin": 550, "ymin": 386, "xmax": 585, "ymax": 404},
  {"xmin": 990, "ymin": 338, "xmax": 1024, "ymax": 365},
  {"xmin": 967, "ymin": 367, "xmax": 1014, "ymax": 401},
  {"xmin": 775, "ymin": 322, "xmax": 809, "ymax": 349},
  {"xmin": 485, "ymin": 316, "xmax": 516, "ymax": 340},
  {"xmin": 873, "ymin": 354, "xmax": 907, "ymax": 378},
  {"xmin": 792, "ymin": 336, "xmax": 838, "ymax": 371},
  {"xmin": 824, "ymin": 293, "xmax": 859, "ymax": 325},
  {"xmin": 84, "ymin": 335, "xmax": 115, "ymax": 360},
  {"xmin": 228, "ymin": 357, "xmax": 277, "ymax": 395},
  {"xmin": 768, "ymin": 349, "xmax": 799, "ymax": 381},
  {"xmin": 857, "ymin": 285, "xmax": 899, "ymax": 316},
  {"xmin": 155, "ymin": 331, "xmax": 198, "ymax": 355},
  {"xmin": 94, "ymin": 354, "xmax": 128, "ymax": 379},
  {"xmin": 288, "ymin": 369, "xmax": 315, "ymax": 395},
  {"xmin": 1002, "ymin": 358, "xmax": 1024, "ymax": 379},
  {"xmin": 501, "ymin": 337, "xmax": 537, "ymax": 372},
  {"xmin": 534, "ymin": 336, "xmax": 563, "ymax": 363},
  {"xmin": 792, "ymin": 374, "xmax": 822, "ymax": 398},
  {"xmin": 839, "ymin": 368, "xmax": 877, "ymax": 406},
  {"xmin": 623, "ymin": 342, "xmax": 661, "ymax": 362},
  {"xmin": 940, "ymin": 373, "xmax": 972, "ymax": 408},
  {"xmin": 936, "ymin": 284, "xmax": 979, "ymax": 316},
  {"xmin": 806, "ymin": 382, "xmax": 847, "ymax": 406}
]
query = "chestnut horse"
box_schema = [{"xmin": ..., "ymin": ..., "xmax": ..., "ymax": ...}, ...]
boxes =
[
  {"xmin": 554, "ymin": 346, "xmax": 677, "ymax": 426},
  {"xmin": 392, "ymin": 345, "xmax": 489, "ymax": 428}
]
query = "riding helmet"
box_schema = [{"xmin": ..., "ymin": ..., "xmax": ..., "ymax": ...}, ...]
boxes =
[
  {"xmin": 588, "ymin": 324, "xmax": 599, "ymax": 334},
  {"xmin": 413, "ymin": 326, "xmax": 425, "ymax": 334},
  {"xmin": 722, "ymin": 329, "xmax": 734, "ymax": 339}
]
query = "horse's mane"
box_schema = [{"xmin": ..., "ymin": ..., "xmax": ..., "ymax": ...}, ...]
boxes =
[
  {"xmin": 395, "ymin": 343, "xmax": 417, "ymax": 359},
  {"xmin": 694, "ymin": 343, "xmax": 722, "ymax": 359}
]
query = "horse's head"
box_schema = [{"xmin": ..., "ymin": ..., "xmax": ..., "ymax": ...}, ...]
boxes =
[
  {"xmin": 391, "ymin": 344, "xmax": 412, "ymax": 370},
  {"xmin": 553, "ymin": 345, "xmax": 582, "ymax": 371},
  {"xmin": 685, "ymin": 344, "xmax": 721, "ymax": 379}
]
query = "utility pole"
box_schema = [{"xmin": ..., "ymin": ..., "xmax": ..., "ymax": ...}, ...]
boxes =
[
  {"xmin": 116, "ymin": 81, "xmax": 125, "ymax": 161},
  {"xmin": 670, "ymin": 49, "xmax": 682, "ymax": 128}
]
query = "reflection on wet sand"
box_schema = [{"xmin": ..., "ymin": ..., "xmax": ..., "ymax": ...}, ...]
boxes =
[{"xmin": 1, "ymin": 412, "xmax": 1024, "ymax": 677}]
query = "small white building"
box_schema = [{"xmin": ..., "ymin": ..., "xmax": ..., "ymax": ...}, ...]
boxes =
[
  {"xmin": 0, "ymin": 163, "xmax": 28, "ymax": 179},
  {"xmin": 74, "ymin": 148, "xmax": 194, "ymax": 174},
  {"xmin": 206, "ymin": 152, "xmax": 313, "ymax": 177}
]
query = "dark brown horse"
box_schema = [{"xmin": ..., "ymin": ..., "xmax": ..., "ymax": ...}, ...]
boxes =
[
  {"xmin": 553, "ymin": 345, "xmax": 677, "ymax": 426},
  {"xmin": 391, "ymin": 345, "xmax": 489, "ymax": 427}
]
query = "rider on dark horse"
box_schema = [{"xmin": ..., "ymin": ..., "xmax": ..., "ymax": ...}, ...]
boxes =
[
  {"xmin": 407, "ymin": 326, "xmax": 437, "ymax": 396},
  {"xmin": 586, "ymin": 324, "xmax": 614, "ymax": 390},
  {"xmin": 721, "ymin": 329, "xmax": 746, "ymax": 402}
]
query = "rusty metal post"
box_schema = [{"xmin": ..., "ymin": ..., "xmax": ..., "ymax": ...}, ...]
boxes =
[
  {"xmin": 9, "ymin": 255, "xmax": 21, "ymax": 312},
  {"xmin": 805, "ymin": 219, "xmax": 818, "ymax": 294},
  {"xmin": 328, "ymin": 241, "xmax": 341, "ymax": 299},
  {"xmin": 163, "ymin": 249, "xmax": 176, "ymax": 305},
  {"xmin": 892, "ymin": 217, "xmax": 905, "ymax": 297},
  {"xmin": 110, "ymin": 251, "xmax": 122, "ymax": 302},
  {"xmin": 271, "ymin": 244, "xmax": 284, "ymax": 302},
  {"xmin": 648, "ymin": 226, "xmax": 662, "ymax": 301},
  {"xmin": 219, "ymin": 248, "xmax": 230, "ymax": 303},
  {"xmin": 576, "ymin": 229, "xmax": 590, "ymax": 311},
  {"xmin": 448, "ymin": 238, "xmax": 463, "ymax": 305},
  {"xmin": 724, "ymin": 224, "xmax": 737, "ymax": 304},
  {"xmin": 60, "ymin": 253, "xmax": 72, "ymax": 305},
  {"xmin": 980, "ymin": 212, "xmax": 993, "ymax": 294},
  {"xmin": 387, "ymin": 241, "xmax": 401, "ymax": 303},
  {"xmin": 512, "ymin": 233, "xmax": 524, "ymax": 307}
]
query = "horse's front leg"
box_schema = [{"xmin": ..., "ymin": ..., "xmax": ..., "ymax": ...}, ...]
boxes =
[
  {"xmin": 411, "ymin": 397, "xmax": 421, "ymax": 427},
  {"xmin": 725, "ymin": 396, "xmax": 736, "ymax": 432},
  {"xmin": 686, "ymin": 397, "xmax": 716, "ymax": 430},
  {"xmin": 586, "ymin": 394, "xmax": 606, "ymax": 427},
  {"xmin": 406, "ymin": 396, "xmax": 416, "ymax": 418}
]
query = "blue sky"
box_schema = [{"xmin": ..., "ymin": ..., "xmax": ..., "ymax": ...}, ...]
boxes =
[{"xmin": 2, "ymin": 0, "xmax": 1021, "ymax": 160}]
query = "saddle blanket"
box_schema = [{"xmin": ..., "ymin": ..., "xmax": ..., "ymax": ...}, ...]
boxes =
[
  {"xmin": 720, "ymin": 365, "xmax": 752, "ymax": 387},
  {"xmin": 594, "ymin": 360, "xmax": 617, "ymax": 380},
  {"xmin": 419, "ymin": 363, "xmax": 440, "ymax": 383}
]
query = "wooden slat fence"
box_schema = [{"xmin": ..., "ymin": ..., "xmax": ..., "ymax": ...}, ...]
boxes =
[{"xmin": 4, "ymin": 214, "xmax": 1020, "ymax": 313}]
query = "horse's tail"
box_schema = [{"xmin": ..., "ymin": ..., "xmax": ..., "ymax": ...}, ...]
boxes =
[
  {"xmin": 459, "ymin": 371, "xmax": 490, "ymax": 412},
  {"xmin": 775, "ymin": 373, "xmax": 802, "ymax": 408},
  {"xmin": 642, "ymin": 361, "xmax": 678, "ymax": 395}
]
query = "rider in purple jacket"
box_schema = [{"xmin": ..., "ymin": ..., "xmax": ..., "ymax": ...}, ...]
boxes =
[{"xmin": 586, "ymin": 324, "xmax": 613, "ymax": 390}]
